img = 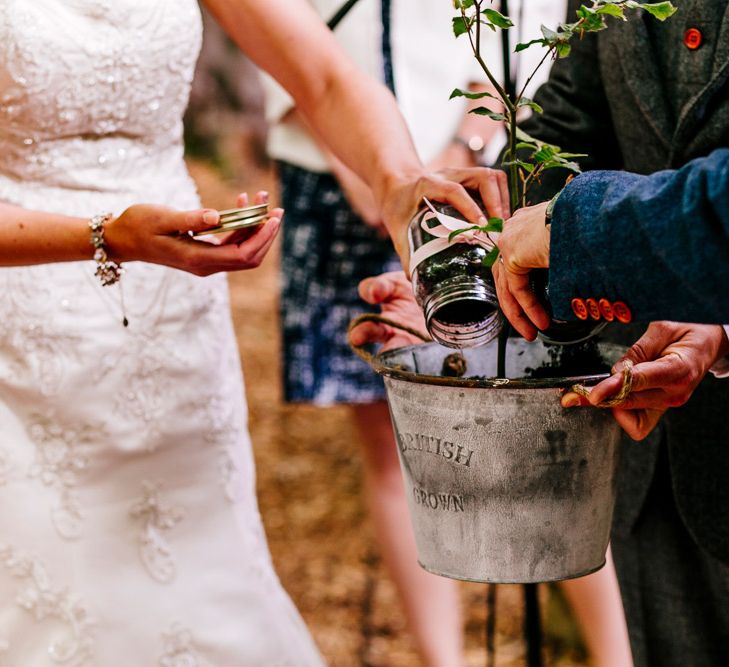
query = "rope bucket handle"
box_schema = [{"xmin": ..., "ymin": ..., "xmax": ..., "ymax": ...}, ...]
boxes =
[
  {"xmin": 347, "ymin": 313, "xmax": 430, "ymax": 373},
  {"xmin": 568, "ymin": 359, "xmax": 634, "ymax": 408}
]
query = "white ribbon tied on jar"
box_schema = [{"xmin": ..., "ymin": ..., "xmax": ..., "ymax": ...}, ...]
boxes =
[{"xmin": 408, "ymin": 198, "xmax": 500, "ymax": 277}]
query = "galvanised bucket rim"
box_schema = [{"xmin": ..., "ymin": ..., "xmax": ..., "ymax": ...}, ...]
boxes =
[
  {"xmin": 418, "ymin": 558, "xmax": 607, "ymax": 585},
  {"xmin": 375, "ymin": 342, "xmax": 616, "ymax": 390}
]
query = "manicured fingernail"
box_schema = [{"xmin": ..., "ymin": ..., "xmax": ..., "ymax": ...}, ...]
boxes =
[
  {"xmin": 562, "ymin": 395, "xmax": 580, "ymax": 408},
  {"xmin": 203, "ymin": 210, "xmax": 218, "ymax": 225},
  {"xmin": 259, "ymin": 191, "xmax": 269, "ymax": 202},
  {"xmin": 478, "ymin": 216, "xmax": 488, "ymax": 225}
]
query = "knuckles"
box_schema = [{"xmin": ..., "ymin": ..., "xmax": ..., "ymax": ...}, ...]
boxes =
[
  {"xmin": 668, "ymin": 393, "xmax": 691, "ymax": 408},
  {"xmin": 626, "ymin": 341, "xmax": 650, "ymax": 365}
]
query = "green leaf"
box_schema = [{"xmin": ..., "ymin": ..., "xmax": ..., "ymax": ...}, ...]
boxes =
[
  {"xmin": 541, "ymin": 25, "xmax": 559, "ymax": 41},
  {"xmin": 447, "ymin": 218, "xmax": 503, "ymax": 243},
  {"xmin": 448, "ymin": 225, "xmax": 482, "ymax": 243},
  {"xmin": 515, "ymin": 38, "xmax": 546, "ymax": 52},
  {"xmin": 449, "ymin": 88, "xmax": 498, "ymax": 101},
  {"xmin": 503, "ymin": 159, "xmax": 536, "ymax": 173},
  {"xmin": 633, "ymin": 2, "xmax": 677, "ymax": 21},
  {"xmin": 536, "ymin": 23, "xmax": 573, "ymax": 56},
  {"xmin": 483, "ymin": 217, "xmax": 504, "ymax": 233},
  {"xmin": 482, "ymin": 8, "xmax": 513, "ymax": 29},
  {"xmin": 555, "ymin": 42, "xmax": 572, "ymax": 58},
  {"xmin": 469, "ymin": 107, "xmax": 506, "ymax": 121},
  {"xmin": 553, "ymin": 151, "xmax": 588, "ymax": 159},
  {"xmin": 452, "ymin": 16, "xmax": 469, "ymax": 37},
  {"xmin": 482, "ymin": 246, "xmax": 501, "ymax": 268},
  {"xmin": 515, "ymin": 127, "xmax": 542, "ymax": 145},
  {"xmin": 596, "ymin": 4, "xmax": 626, "ymax": 19},
  {"xmin": 452, "ymin": 0, "xmax": 475, "ymax": 9},
  {"xmin": 533, "ymin": 145, "xmax": 557, "ymax": 163},
  {"xmin": 517, "ymin": 97, "xmax": 544, "ymax": 114},
  {"xmin": 576, "ymin": 6, "xmax": 607, "ymax": 32},
  {"xmin": 542, "ymin": 160, "xmax": 582, "ymax": 174}
]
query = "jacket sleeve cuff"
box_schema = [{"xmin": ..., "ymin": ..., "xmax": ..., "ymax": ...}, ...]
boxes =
[{"xmin": 709, "ymin": 325, "xmax": 729, "ymax": 378}]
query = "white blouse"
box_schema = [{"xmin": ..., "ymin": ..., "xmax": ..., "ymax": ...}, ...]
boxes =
[{"xmin": 262, "ymin": 0, "xmax": 568, "ymax": 172}]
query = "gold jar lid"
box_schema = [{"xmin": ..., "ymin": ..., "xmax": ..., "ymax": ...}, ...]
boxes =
[{"xmin": 192, "ymin": 204, "xmax": 269, "ymax": 237}]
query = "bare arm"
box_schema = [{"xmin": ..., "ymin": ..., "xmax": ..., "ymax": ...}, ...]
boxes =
[
  {"xmin": 286, "ymin": 79, "xmax": 503, "ymax": 231},
  {"xmin": 0, "ymin": 198, "xmax": 284, "ymax": 275},
  {"xmin": 204, "ymin": 0, "xmax": 420, "ymax": 198},
  {"xmin": 0, "ymin": 203, "xmax": 91, "ymax": 266},
  {"xmin": 204, "ymin": 0, "xmax": 508, "ymax": 258}
]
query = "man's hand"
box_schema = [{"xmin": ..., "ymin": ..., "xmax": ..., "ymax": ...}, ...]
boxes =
[
  {"xmin": 562, "ymin": 321, "xmax": 729, "ymax": 440},
  {"xmin": 493, "ymin": 200, "xmax": 551, "ymax": 340},
  {"xmin": 350, "ymin": 271, "xmax": 429, "ymax": 352}
]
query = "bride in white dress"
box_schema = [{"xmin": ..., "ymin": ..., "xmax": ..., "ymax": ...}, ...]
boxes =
[{"xmin": 0, "ymin": 0, "xmax": 508, "ymax": 663}]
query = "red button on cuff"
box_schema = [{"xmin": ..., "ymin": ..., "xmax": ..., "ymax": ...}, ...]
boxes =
[
  {"xmin": 598, "ymin": 298, "xmax": 615, "ymax": 322},
  {"xmin": 684, "ymin": 27, "xmax": 703, "ymax": 50},
  {"xmin": 571, "ymin": 298, "xmax": 589, "ymax": 321},
  {"xmin": 585, "ymin": 298, "xmax": 601, "ymax": 320},
  {"xmin": 612, "ymin": 301, "xmax": 632, "ymax": 324}
]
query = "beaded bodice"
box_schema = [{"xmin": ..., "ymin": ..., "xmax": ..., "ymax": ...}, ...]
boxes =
[
  {"xmin": 0, "ymin": 3, "xmax": 324, "ymax": 664},
  {"xmin": 0, "ymin": 0, "xmax": 201, "ymax": 215}
]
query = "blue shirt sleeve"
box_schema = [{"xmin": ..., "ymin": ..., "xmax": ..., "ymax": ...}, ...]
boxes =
[{"xmin": 548, "ymin": 147, "xmax": 729, "ymax": 323}]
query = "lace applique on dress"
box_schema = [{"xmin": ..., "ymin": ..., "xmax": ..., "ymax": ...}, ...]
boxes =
[
  {"xmin": 26, "ymin": 414, "xmax": 97, "ymax": 540},
  {"xmin": 203, "ymin": 392, "xmax": 247, "ymax": 503},
  {"xmin": 0, "ymin": 544, "xmax": 95, "ymax": 665},
  {"xmin": 99, "ymin": 332, "xmax": 183, "ymax": 446},
  {"xmin": 159, "ymin": 623, "xmax": 205, "ymax": 667},
  {"xmin": 130, "ymin": 482, "xmax": 185, "ymax": 584},
  {"xmin": 0, "ymin": 276, "xmax": 82, "ymax": 397}
]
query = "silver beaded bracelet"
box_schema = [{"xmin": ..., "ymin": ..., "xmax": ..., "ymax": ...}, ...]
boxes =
[{"xmin": 89, "ymin": 213, "xmax": 124, "ymax": 287}]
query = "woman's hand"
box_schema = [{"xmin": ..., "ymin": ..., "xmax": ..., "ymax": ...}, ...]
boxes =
[
  {"xmin": 379, "ymin": 167, "xmax": 510, "ymax": 266},
  {"xmin": 562, "ymin": 321, "xmax": 729, "ymax": 440},
  {"xmin": 492, "ymin": 200, "xmax": 551, "ymax": 340},
  {"xmin": 350, "ymin": 271, "xmax": 429, "ymax": 352},
  {"xmin": 105, "ymin": 193, "xmax": 283, "ymax": 276}
]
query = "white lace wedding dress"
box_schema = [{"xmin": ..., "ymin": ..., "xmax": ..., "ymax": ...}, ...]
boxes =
[{"xmin": 0, "ymin": 1, "xmax": 323, "ymax": 664}]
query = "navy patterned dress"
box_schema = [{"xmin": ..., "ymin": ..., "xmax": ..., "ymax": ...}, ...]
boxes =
[{"xmin": 279, "ymin": 0, "xmax": 400, "ymax": 404}]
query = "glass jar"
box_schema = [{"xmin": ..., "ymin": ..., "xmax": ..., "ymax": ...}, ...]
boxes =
[
  {"xmin": 408, "ymin": 198, "xmax": 606, "ymax": 348},
  {"xmin": 409, "ymin": 200, "xmax": 504, "ymax": 349}
]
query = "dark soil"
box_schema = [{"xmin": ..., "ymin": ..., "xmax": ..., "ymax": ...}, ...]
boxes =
[{"xmin": 524, "ymin": 340, "xmax": 611, "ymax": 379}]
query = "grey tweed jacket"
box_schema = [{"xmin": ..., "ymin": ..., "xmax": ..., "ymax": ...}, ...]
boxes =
[{"xmin": 521, "ymin": 0, "xmax": 729, "ymax": 563}]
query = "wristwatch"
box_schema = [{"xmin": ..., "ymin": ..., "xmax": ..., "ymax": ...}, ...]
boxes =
[{"xmin": 452, "ymin": 134, "xmax": 487, "ymax": 165}]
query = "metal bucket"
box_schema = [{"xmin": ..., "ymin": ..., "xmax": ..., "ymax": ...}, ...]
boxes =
[{"xmin": 374, "ymin": 338, "xmax": 624, "ymax": 584}]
